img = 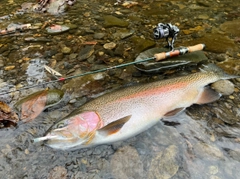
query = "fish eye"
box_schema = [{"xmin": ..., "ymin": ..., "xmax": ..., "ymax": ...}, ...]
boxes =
[{"xmin": 56, "ymin": 122, "xmax": 65, "ymax": 128}]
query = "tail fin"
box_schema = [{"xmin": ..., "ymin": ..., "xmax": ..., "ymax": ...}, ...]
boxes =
[{"xmin": 200, "ymin": 63, "xmax": 239, "ymax": 79}]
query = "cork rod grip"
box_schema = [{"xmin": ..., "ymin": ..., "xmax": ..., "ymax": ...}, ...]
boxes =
[
  {"xmin": 154, "ymin": 44, "xmax": 205, "ymax": 61},
  {"xmin": 154, "ymin": 53, "xmax": 166, "ymax": 61},
  {"xmin": 187, "ymin": 44, "xmax": 205, "ymax": 52}
]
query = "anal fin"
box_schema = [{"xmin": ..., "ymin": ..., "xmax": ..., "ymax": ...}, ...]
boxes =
[
  {"xmin": 98, "ymin": 115, "xmax": 131, "ymax": 136},
  {"xmin": 196, "ymin": 87, "xmax": 221, "ymax": 104}
]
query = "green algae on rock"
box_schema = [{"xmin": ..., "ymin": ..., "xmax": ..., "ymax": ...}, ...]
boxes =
[
  {"xmin": 220, "ymin": 19, "xmax": 240, "ymax": 37},
  {"xmin": 103, "ymin": 15, "xmax": 129, "ymax": 28},
  {"xmin": 186, "ymin": 33, "xmax": 238, "ymax": 53},
  {"xmin": 130, "ymin": 36, "xmax": 156, "ymax": 54}
]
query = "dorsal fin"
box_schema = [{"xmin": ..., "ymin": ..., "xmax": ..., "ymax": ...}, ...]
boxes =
[
  {"xmin": 196, "ymin": 87, "xmax": 221, "ymax": 104},
  {"xmin": 164, "ymin": 108, "xmax": 185, "ymax": 117},
  {"xmin": 97, "ymin": 115, "xmax": 131, "ymax": 136}
]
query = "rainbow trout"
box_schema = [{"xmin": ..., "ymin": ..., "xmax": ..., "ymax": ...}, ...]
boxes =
[{"xmin": 34, "ymin": 64, "xmax": 239, "ymax": 150}]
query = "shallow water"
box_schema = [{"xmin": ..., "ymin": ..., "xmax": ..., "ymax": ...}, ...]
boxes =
[{"xmin": 0, "ymin": 0, "xmax": 240, "ymax": 178}]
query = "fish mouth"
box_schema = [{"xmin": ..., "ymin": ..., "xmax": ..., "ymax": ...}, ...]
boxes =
[
  {"xmin": 33, "ymin": 135, "xmax": 59, "ymax": 143},
  {"xmin": 33, "ymin": 129, "xmax": 75, "ymax": 143}
]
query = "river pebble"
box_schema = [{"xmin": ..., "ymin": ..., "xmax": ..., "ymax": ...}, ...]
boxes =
[
  {"xmin": 103, "ymin": 42, "xmax": 116, "ymax": 50},
  {"xmin": 211, "ymin": 79, "xmax": 235, "ymax": 95},
  {"xmin": 94, "ymin": 33, "xmax": 106, "ymax": 39},
  {"xmin": 62, "ymin": 47, "xmax": 71, "ymax": 54},
  {"xmin": 4, "ymin": 66, "xmax": 15, "ymax": 71}
]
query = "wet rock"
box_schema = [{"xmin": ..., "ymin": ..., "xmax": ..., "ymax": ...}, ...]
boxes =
[
  {"xmin": 4, "ymin": 66, "xmax": 15, "ymax": 71},
  {"xmin": 211, "ymin": 79, "xmax": 235, "ymax": 95},
  {"xmin": 46, "ymin": 24, "xmax": 70, "ymax": 34},
  {"xmin": 217, "ymin": 59, "xmax": 240, "ymax": 76},
  {"xmin": 135, "ymin": 47, "xmax": 207, "ymax": 73},
  {"xmin": 103, "ymin": 42, "xmax": 116, "ymax": 50},
  {"xmin": 208, "ymin": 165, "xmax": 218, "ymax": 175},
  {"xmin": 45, "ymin": 0, "xmax": 67, "ymax": 14},
  {"xmin": 220, "ymin": 19, "xmax": 240, "ymax": 37},
  {"xmin": 78, "ymin": 46, "xmax": 95, "ymax": 61},
  {"xmin": 130, "ymin": 36, "xmax": 155, "ymax": 54},
  {"xmin": 187, "ymin": 33, "xmax": 237, "ymax": 53},
  {"xmin": 48, "ymin": 166, "xmax": 67, "ymax": 179},
  {"xmin": 148, "ymin": 145, "xmax": 179, "ymax": 179},
  {"xmin": 54, "ymin": 53, "xmax": 64, "ymax": 61},
  {"xmin": 103, "ymin": 15, "xmax": 129, "ymax": 28},
  {"xmin": 113, "ymin": 29, "xmax": 134, "ymax": 39},
  {"xmin": 194, "ymin": 142, "xmax": 224, "ymax": 159},
  {"xmin": 198, "ymin": 14, "xmax": 209, "ymax": 19},
  {"xmin": 94, "ymin": 33, "xmax": 106, "ymax": 39},
  {"xmin": 61, "ymin": 47, "xmax": 71, "ymax": 54},
  {"xmin": 110, "ymin": 145, "xmax": 144, "ymax": 179},
  {"xmin": 25, "ymin": 58, "xmax": 47, "ymax": 85},
  {"xmin": 212, "ymin": 102, "xmax": 240, "ymax": 124},
  {"xmin": 226, "ymin": 149, "xmax": 240, "ymax": 162},
  {"xmin": 69, "ymin": 53, "xmax": 78, "ymax": 60},
  {"xmin": 0, "ymin": 101, "xmax": 19, "ymax": 128},
  {"xmin": 61, "ymin": 72, "xmax": 106, "ymax": 98},
  {"xmin": 24, "ymin": 37, "xmax": 51, "ymax": 42},
  {"xmin": 0, "ymin": 59, "xmax": 3, "ymax": 67}
]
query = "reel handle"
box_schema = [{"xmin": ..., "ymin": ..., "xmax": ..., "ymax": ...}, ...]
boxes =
[{"xmin": 154, "ymin": 44, "xmax": 205, "ymax": 61}]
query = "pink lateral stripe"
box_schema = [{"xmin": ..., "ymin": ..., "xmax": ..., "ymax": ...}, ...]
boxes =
[{"xmin": 119, "ymin": 82, "xmax": 188, "ymax": 101}]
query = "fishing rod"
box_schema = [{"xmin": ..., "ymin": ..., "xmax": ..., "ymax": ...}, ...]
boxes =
[{"xmin": 0, "ymin": 44, "xmax": 205, "ymax": 96}]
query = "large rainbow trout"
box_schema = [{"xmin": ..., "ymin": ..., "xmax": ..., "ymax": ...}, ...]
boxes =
[{"xmin": 34, "ymin": 64, "xmax": 239, "ymax": 150}]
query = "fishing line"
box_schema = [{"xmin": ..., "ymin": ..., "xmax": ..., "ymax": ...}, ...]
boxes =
[
  {"xmin": 0, "ymin": 56, "xmax": 156, "ymax": 96},
  {"xmin": 0, "ymin": 44, "xmax": 205, "ymax": 96}
]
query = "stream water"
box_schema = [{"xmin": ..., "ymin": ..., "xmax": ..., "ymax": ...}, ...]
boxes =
[{"xmin": 0, "ymin": 0, "xmax": 240, "ymax": 178}]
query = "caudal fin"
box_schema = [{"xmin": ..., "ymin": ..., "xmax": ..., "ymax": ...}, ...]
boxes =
[{"xmin": 200, "ymin": 63, "xmax": 239, "ymax": 79}]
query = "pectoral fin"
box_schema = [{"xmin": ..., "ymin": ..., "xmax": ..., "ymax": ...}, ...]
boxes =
[
  {"xmin": 97, "ymin": 115, "xmax": 131, "ymax": 136},
  {"xmin": 196, "ymin": 87, "xmax": 221, "ymax": 104}
]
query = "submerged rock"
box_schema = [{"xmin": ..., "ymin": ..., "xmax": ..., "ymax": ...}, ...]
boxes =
[
  {"xmin": 194, "ymin": 142, "xmax": 224, "ymax": 159},
  {"xmin": 220, "ymin": 19, "xmax": 240, "ymax": 37},
  {"xmin": 103, "ymin": 15, "xmax": 129, "ymax": 28},
  {"xmin": 217, "ymin": 59, "xmax": 240, "ymax": 76},
  {"xmin": 187, "ymin": 33, "xmax": 238, "ymax": 53},
  {"xmin": 78, "ymin": 46, "xmax": 95, "ymax": 61},
  {"xmin": 110, "ymin": 145, "xmax": 144, "ymax": 179},
  {"xmin": 130, "ymin": 36, "xmax": 156, "ymax": 54},
  {"xmin": 61, "ymin": 72, "xmax": 107, "ymax": 98},
  {"xmin": 148, "ymin": 145, "xmax": 180, "ymax": 179},
  {"xmin": 212, "ymin": 101, "xmax": 240, "ymax": 125}
]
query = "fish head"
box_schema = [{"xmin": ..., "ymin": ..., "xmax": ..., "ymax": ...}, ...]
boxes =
[{"xmin": 34, "ymin": 111, "xmax": 103, "ymax": 150}]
